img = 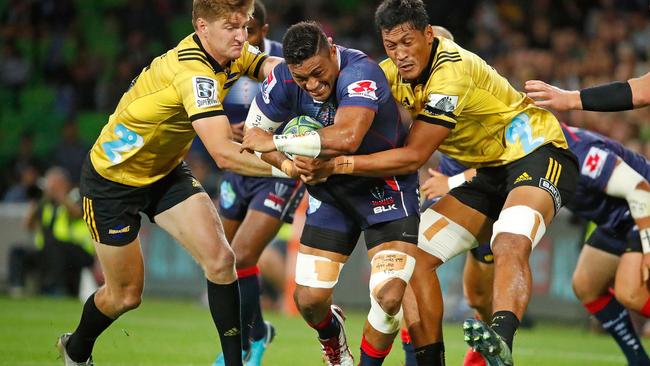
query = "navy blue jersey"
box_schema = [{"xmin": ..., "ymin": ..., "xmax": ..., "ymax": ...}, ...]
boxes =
[
  {"xmin": 256, "ymin": 46, "xmax": 418, "ymax": 227},
  {"xmin": 222, "ymin": 39, "xmax": 283, "ymax": 123},
  {"xmin": 562, "ymin": 124, "xmax": 649, "ymax": 233}
]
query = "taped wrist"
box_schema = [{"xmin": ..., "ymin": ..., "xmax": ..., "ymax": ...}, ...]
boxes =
[
  {"xmin": 447, "ymin": 172, "xmax": 466, "ymax": 190},
  {"xmin": 580, "ymin": 81, "xmax": 633, "ymax": 112},
  {"xmin": 273, "ymin": 131, "xmax": 321, "ymax": 158}
]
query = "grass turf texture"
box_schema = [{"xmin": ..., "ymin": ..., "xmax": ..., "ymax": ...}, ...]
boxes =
[{"xmin": 0, "ymin": 296, "xmax": 640, "ymax": 365}]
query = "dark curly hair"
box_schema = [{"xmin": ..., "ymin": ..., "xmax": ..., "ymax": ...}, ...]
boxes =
[
  {"xmin": 375, "ymin": 0, "xmax": 429, "ymax": 33},
  {"xmin": 282, "ymin": 21, "xmax": 329, "ymax": 65}
]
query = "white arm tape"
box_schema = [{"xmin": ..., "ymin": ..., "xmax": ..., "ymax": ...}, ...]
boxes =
[
  {"xmin": 447, "ymin": 172, "xmax": 467, "ymax": 190},
  {"xmin": 605, "ymin": 159, "xmax": 645, "ymax": 199},
  {"xmin": 245, "ymin": 98, "xmax": 284, "ymax": 133},
  {"xmin": 271, "ymin": 166, "xmax": 290, "ymax": 178},
  {"xmin": 273, "ymin": 131, "xmax": 321, "ymax": 158}
]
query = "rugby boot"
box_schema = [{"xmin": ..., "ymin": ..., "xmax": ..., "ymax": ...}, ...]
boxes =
[
  {"xmin": 318, "ymin": 305, "xmax": 354, "ymax": 366},
  {"xmin": 463, "ymin": 347, "xmax": 487, "ymax": 366},
  {"xmin": 212, "ymin": 349, "xmax": 250, "ymax": 366},
  {"xmin": 246, "ymin": 321, "xmax": 276, "ymax": 366},
  {"xmin": 56, "ymin": 333, "xmax": 94, "ymax": 366},
  {"xmin": 463, "ymin": 319, "xmax": 513, "ymax": 366}
]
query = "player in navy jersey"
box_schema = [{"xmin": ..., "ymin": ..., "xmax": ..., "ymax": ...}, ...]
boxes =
[
  {"xmin": 212, "ymin": 2, "xmax": 301, "ymax": 366},
  {"xmin": 241, "ymin": 22, "xmax": 420, "ymax": 366},
  {"xmin": 418, "ymin": 124, "xmax": 650, "ymax": 365}
]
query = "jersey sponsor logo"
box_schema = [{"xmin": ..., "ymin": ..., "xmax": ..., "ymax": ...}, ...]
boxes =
[
  {"xmin": 347, "ymin": 80, "xmax": 378, "ymax": 100},
  {"xmin": 264, "ymin": 183, "xmax": 289, "ymax": 212},
  {"xmin": 108, "ymin": 225, "xmax": 131, "ymax": 235},
  {"xmin": 193, "ymin": 76, "xmax": 219, "ymax": 108},
  {"xmin": 370, "ymin": 186, "xmax": 397, "ymax": 214},
  {"xmin": 101, "ymin": 123, "xmax": 144, "ymax": 164},
  {"xmin": 581, "ymin": 146, "xmax": 608, "ymax": 179},
  {"xmin": 514, "ymin": 172, "xmax": 532, "ymax": 184},
  {"xmin": 425, "ymin": 93, "xmax": 458, "ymax": 114},
  {"xmin": 307, "ymin": 194, "xmax": 321, "ymax": 214},
  {"xmin": 220, "ymin": 181, "xmax": 236, "ymax": 209},
  {"xmin": 261, "ymin": 69, "xmax": 277, "ymax": 104},
  {"xmin": 505, "ymin": 112, "xmax": 544, "ymax": 153},
  {"xmin": 539, "ymin": 178, "xmax": 561, "ymax": 213}
]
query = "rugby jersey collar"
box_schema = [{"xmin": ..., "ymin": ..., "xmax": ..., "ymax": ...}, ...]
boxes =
[
  {"xmin": 408, "ymin": 37, "xmax": 438, "ymax": 87},
  {"xmin": 192, "ymin": 33, "xmax": 232, "ymax": 74}
]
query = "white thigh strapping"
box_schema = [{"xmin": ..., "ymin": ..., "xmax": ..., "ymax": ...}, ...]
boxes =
[{"xmin": 418, "ymin": 208, "xmax": 478, "ymax": 262}]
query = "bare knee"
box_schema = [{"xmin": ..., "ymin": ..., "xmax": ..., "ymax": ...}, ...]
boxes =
[
  {"xmin": 294, "ymin": 286, "xmax": 330, "ymax": 316},
  {"xmin": 374, "ymin": 279, "xmax": 406, "ymax": 315},
  {"xmin": 233, "ymin": 242, "xmax": 258, "ymax": 269},
  {"xmin": 103, "ymin": 285, "xmax": 142, "ymax": 316},
  {"xmin": 203, "ymin": 249, "xmax": 236, "ymax": 283},
  {"xmin": 492, "ymin": 233, "xmax": 531, "ymax": 262}
]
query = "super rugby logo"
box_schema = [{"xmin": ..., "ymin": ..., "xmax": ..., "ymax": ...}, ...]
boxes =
[
  {"xmin": 425, "ymin": 93, "xmax": 458, "ymax": 115},
  {"xmin": 261, "ymin": 70, "xmax": 277, "ymax": 104},
  {"xmin": 347, "ymin": 80, "xmax": 378, "ymax": 100},
  {"xmin": 193, "ymin": 76, "xmax": 219, "ymax": 108}
]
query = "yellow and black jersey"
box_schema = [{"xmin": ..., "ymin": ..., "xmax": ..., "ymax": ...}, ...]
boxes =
[
  {"xmin": 380, "ymin": 36, "xmax": 568, "ymax": 168},
  {"xmin": 89, "ymin": 34, "xmax": 267, "ymax": 186}
]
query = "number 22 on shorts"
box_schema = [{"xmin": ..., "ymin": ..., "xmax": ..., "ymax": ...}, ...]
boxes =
[{"xmin": 101, "ymin": 124, "xmax": 144, "ymax": 164}]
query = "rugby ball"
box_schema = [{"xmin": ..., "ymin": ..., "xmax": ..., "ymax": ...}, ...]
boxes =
[{"xmin": 281, "ymin": 115, "xmax": 323, "ymax": 160}]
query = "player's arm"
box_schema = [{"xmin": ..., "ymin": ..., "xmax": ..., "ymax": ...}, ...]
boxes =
[
  {"xmin": 193, "ymin": 114, "xmax": 291, "ymax": 177},
  {"xmin": 246, "ymin": 106, "xmax": 374, "ymax": 158},
  {"xmin": 525, "ymin": 71, "xmax": 650, "ymax": 111},
  {"xmin": 421, "ymin": 167, "xmax": 476, "ymax": 199},
  {"xmin": 603, "ymin": 158, "xmax": 650, "ymax": 278},
  {"xmin": 297, "ymin": 119, "xmax": 450, "ymax": 178}
]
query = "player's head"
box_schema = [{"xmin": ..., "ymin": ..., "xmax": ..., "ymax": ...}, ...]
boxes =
[
  {"xmin": 246, "ymin": 1, "xmax": 269, "ymax": 49},
  {"xmin": 282, "ymin": 21, "xmax": 338, "ymax": 102},
  {"xmin": 375, "ymin": 0, "xmax": 434, "ymax": 81},
  {"xmin": 192, "ymin": 0, "xmax": 254, "ymax": 64}
]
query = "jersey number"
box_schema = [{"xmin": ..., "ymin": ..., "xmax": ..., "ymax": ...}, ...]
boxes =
[
  {"xmin": 505, "ymin": 113, "xmax": 544, "ymax": 153},
  {"xmin": 101, "ymin": 124, "xmax": 144, "ymax": 164}
]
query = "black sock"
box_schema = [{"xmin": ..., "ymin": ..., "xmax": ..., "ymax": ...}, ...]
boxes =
[
  {"xmin": 414, "ymin": 342, "xmax": 446, "ymax": 366},
  {"xmin": 589, "ymin": 296, "xmax": 650, "ymax": 364},
  {"xmin": 238, "ymin": 272, "xmax": 263, "ymax": 349},
  {"xmin": 66, "ymin": 293, "xmax": 115, "ymax": 362},
  {"xmin": 207, "ymin": 279, "xmax": 243, "ymax": 366},
  {"xmin": 491, "ymin": 311, "xmax": 520, "ymax": 351},
  {"xmin": 311, "ymin": 309, "xmax": 340, "ymax": 339}
]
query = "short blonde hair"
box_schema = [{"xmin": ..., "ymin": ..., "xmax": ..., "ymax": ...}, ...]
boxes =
[{"xmin": 192, "ymin": 0, "xmax": 254, "ymax": 29}]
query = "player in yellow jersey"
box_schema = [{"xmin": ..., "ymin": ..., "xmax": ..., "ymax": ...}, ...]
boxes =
[
  {"xmin": 55, "ymin": 1, "xmax": 286, "ymax": 365},
  {"xmin": 294, "ymin": 1, "xmax": 579, "ymax": 365}
]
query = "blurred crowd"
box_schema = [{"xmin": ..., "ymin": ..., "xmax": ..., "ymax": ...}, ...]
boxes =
[{"xmin": 0, "ymin": 0, "xmax": 648, "ymax": 202}]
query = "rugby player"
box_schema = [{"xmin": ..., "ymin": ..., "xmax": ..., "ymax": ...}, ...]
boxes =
[
  {"xmin": 422, "ymin": 123, "xmax": 650, "ymax": 365},
  {"xmin": 56, "ymin": 1, "xmax": 284, "ymax": 365},
  {"xmin": 241, "ymin": 21, "xmax": 421, "ymax": 366},
  {"xmin": 294, "ymin": 1, "xmax": 579, "ymax": 364},
  {"xmin": 212, "ymin": 2, "xmax": 301, "ymax": 365},
  {"xmin": 525, "ymin": 71, "xmax": 650, "ymax": 111}
]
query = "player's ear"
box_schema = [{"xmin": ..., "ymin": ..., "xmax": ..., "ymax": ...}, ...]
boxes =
[
  {"xmin": 424, "ymin": 24, "xmax": 434, "ymax": 45},
  {"xmin": 261, "ymin": 23, "xmax": 269, "ymax": 38}
]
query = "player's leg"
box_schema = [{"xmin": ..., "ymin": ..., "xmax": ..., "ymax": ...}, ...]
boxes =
[
  {"xmin": 463, "ymin": 247, "xmax": 495, "ymax": 323},
  {"xmin": 294, "ymin": 197, "xmax": 358, "ymax": 366},
  {"xmin": 59, "ymin": 157, "xmax": 146, "ymax": 365},
  {"xmin": 230, "ymin": 178, "xmax": 299, "ymax": 362},
  {"xmin": 154, "ymin": 164, "xmax": 243, "ymax": 366},
  {"xmin": 573, "ymin": 236, "xmax": 650, "ymax": 364},
  {"xmin": 473, "ymin": 146, "xmax": 578, "ymax": 365},
  {"xmin": 413, "ymin": 194, "xmax": 491, "ymax": 365}
]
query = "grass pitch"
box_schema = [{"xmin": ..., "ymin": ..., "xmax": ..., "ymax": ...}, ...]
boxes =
[{"xmin": 0, "ymin": 296, "xmax": 639, "ymax": 365}]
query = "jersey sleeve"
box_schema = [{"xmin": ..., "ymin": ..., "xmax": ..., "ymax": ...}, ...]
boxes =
[
  {"xmin": 174, "ymin": 67, "xmax": 225, "ymax": 122},
  {"xmin": 253, "ymin": 64, "xmax": 293, "ymax": 123},
  {"xmin": 236, "ymin": 41, "xmax": 268, "ymax": 81},
  {"xmin": 419, "ymin": 62, "xmax": 471, "ymax": 128},
  {"xmin": 578, "ymin": 144, "xmax": 619, "ymax": 192},
  {"xmin": 336, "ymin": 61, "xmax": 385, "ymax": 111}
]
